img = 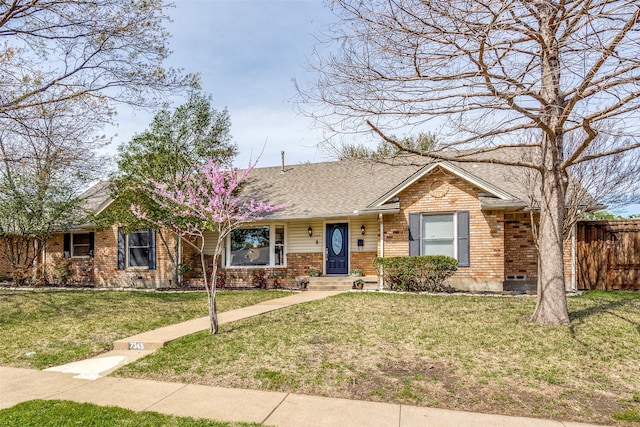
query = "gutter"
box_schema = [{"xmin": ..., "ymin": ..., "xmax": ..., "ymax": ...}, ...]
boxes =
[{"xmin": 262, "ymin": 207, "xmax": 400, "ymax": 221}]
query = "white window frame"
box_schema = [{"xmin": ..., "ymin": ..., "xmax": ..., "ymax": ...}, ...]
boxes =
[
  {"xmin": 421, "ymin": 213, "xmax": 458, "ymax": 259},
  {"xmin": 225, "ymin": 224, "xmax": 286, "ymax": 268},
  {"xmin": 70, "ymin": 233, "xmax": 92, "ymax": 258}
]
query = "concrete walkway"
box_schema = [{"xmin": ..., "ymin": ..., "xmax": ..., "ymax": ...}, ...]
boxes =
[{"xmin": 0, "ymin": 290, "xmax": 607, "ymax": 426}]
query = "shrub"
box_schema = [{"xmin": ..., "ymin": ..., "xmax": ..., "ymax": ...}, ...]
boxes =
[
  {"xmin": 216, "ymin": 270, "xmax": 226, "ymax": 288},
  {"xmin": 373, "ymin": 256, "xmax": 457, "ymax": 292},
  {"xmin": 52, "ymin": 258, "xmax": 74, "ymax": 285},
  {"xmin": 252, "ymin": 269, "xmax": 267, "ymax": 288}
]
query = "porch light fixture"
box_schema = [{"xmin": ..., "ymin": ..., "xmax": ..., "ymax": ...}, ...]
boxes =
[
  {"xmin": 308, "ymin": 226, "xmax": 313, "ymax": 237},
  {"xmin": 361, "ymin": 224, "xmax": 366, "ymax": 235}
]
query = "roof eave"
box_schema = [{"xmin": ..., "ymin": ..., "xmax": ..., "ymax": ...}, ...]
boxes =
[{"xmin": 371, "ymin": 161, "xmax": 515, "ymax": 207}]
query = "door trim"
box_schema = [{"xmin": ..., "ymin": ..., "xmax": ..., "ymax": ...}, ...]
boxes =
[{"xmin": 324, "ymin": 222, "xmax": 350, "ymax": 275}]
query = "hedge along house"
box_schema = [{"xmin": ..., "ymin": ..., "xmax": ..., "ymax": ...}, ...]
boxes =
[{"xmin": 15, "ymin": 152, "xmax": 580, "ymax": 291}]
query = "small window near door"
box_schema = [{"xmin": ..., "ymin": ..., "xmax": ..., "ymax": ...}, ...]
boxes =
[
  {"xmin": 72, "ymin": 233, "xmax": 92, "ymax": 257},
  {"xmin": 63, "ymin": 232, "xmax": 94, "ymax": 258}
]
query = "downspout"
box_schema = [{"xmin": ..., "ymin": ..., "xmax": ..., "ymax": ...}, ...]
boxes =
[
  {"xmin": 379, "ymin": 213, "xmax": 384, "ymax": 291},
  {"xmin": 571, "ymin": 223, "xmax": 577, "ymax": 292}
]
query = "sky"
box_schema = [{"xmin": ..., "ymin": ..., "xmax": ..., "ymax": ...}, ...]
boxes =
[
  {"xmin": 106, "ymin": 0, "xmax": 639, "ymax": 215},
  {"xmin": 110, "ymin": 0, "xmax": 336, "ymax": 169}
]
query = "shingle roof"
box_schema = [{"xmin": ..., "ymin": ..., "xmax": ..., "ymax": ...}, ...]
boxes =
[
  {"xmin": 243, "ymin": 154, "xmax": 535, "ymax": 219},
  {"xmin": 78, "ymin": 180, "xmax": 112, "ymax": 215},
  {"xmin": 242, "ymin": 158, "xmax": 425, "ymax": 219},
  {"xmin": 82, "ymin": 151, "xmax": 567, "ymax": 220}
]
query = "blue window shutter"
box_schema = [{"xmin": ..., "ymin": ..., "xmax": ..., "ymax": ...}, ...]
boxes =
[
  {"xmin": 89, "ymin": 232, "xmax": 95, "ymax": 258},
  {"xmin": 63, "ymin": 233, "xmax": 71, "ymax": 258},
  {"xmin": 117, "ymin": 227, "xmax": 125, "ymax": 270},
  {"xmin": 408, "ymin": 213, "xmax": 421, "ymax": 256},
  {"xmin": 148, "ymin": 229, "xmax": 156, "ymax": 270},
  {"xmin": 457, "ymin": 211, "xmax": 470, "ymax": 267}
]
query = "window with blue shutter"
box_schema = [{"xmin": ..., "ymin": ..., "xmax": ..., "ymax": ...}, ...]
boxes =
[
  {"xmin": 148, "ymin": 229, "xmax": 156, "ymax": 270},
  {"xmin": 457, "ymin": 211, "xmax": 470, "ymax": 267},
  {"xmin": 117, "ymin": 227, "xmax": 125, "ymax": 270},
  {"xmin": 408, "ymin": 213, "xmax": 421, "ymax": 256},
  {"xmin": 63, "ymin": 233, "xmax": 71, "ymax": 258},
  {"xmin": 408, "ymin": 211, "xmax": 470, "ymax": 267},
  {"xmin": 118, "ymin": 228, "xmax": 157, "ymax": 269}
]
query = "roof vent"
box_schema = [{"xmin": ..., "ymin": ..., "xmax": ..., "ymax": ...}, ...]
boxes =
[{"xmin": 281, "ymin": 151, "xmax": 285, "ymax": 173}]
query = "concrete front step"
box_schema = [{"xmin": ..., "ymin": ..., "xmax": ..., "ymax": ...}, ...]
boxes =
[{"xmin": 307, "ymin": 276, "xmax": 378, "ymax": 291}]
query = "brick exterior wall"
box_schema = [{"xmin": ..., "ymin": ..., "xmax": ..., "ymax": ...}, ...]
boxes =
[
  {"xmin": 503, "ymin": 212, "xmax": 574, "ymax": 291},
  {"xmin": 42, "ymin": 226, "xmax": 177, "ymax": 288},
  {"xmin": 350, "ymin": 251, "xmax": 377, "ymax": 276},
  {"xmin": 0, "ymin": 239, "xmax": 17, "ymax": 280},
  {"xmin": 0, "ymin": 168, "xmax": 576, "ymax": 292},
  {"xmin": 382, "ymin": 168, "xmax": 506, "ymax": 291},
  {"xmin": 286, "ymin": 252, "xmax": 323, "ymax": 277},
  {"xmin": 504, "ymin": 212, "xmax": 538, "ymax": 281}
]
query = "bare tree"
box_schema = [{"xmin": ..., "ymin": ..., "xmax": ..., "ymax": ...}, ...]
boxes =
[
  {"xmin": 331, "ymin": 132, "xmax": 440, "ymax": 159},
  {"xmin": 0, "ymin": 0, "xmax": 193, "ymax": 118},
  {"xmin": 300, "ymin": 0, "xmax": 640, "ymax": 324}
]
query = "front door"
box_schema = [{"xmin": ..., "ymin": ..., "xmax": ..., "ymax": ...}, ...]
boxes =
[{"xmin": 326, "ymin": 223, "xmax": 349, "ymax": 275}]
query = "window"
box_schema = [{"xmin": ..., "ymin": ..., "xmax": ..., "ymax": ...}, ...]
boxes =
[
  {"xmin": 128, "ymin": 230, "xmax": 150, "ymax": 268},
  {"xmin": 227, "ymin": 225, "xmax": 285, "ymax": 267},
  {"xmin": 117, "ymin": 228, "xmax": 156, "ymax": 270},
  {"xmin": 275, "ymin": 225, "xmax": 285, "ymax": 266},
  {"xmin": 63, "ymin": 232, "xmax": 94, "ymax": 258},
  {"xmin": 409, "ymin": 211, "xmax": 469, "ymax": 267},
  {"xmin": 72, "ymin": 233, "xmax": 92, "ymax": 257},
  {"xmin": 230, "ymin": 227, "xmax": 270, "ymax": 266},
  {"xmin": 422, "ymin": 214, "xmax": 455, "ymax": 257}
]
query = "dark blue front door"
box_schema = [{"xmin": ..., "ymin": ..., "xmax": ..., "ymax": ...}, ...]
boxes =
[{"xmin": 326, "ymin": 223, "xmax": 348, "ymax": 275}]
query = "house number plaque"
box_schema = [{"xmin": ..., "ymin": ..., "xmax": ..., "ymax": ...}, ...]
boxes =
[{"xmin": 128, "ymin": 342, "xmax": 145, "ymax": 350}]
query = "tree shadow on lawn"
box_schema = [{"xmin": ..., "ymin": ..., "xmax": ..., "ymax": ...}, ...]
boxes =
[{"xmin": 568, "ymin": 292, "xmax": 640, "ymax": 340}]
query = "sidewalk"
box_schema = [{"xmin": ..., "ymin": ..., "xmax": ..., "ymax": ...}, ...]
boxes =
[
  {"xmin": 0, "ymin": 290, "xmax": 607, "ymax": 427},
  {"xmin": 0, "ymin": 367, "xmax": 600, "ymax": 427}
]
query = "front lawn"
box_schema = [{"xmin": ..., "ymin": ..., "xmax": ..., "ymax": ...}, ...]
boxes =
[
  {"xmin": 116, "ymin": 291, "xmax": 640, "ymax": 425},
  {"xmin": 0, "ymin": 289, "xmax": 290, "ymax": 369},
  {"xmin": 0, "ymin": 400, "xmax": 262, "ymax": 427}
]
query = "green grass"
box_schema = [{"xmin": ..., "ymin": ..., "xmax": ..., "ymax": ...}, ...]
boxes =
[
  {"xmin": 116, "ymin": 291, "xmax": 640, "ymax": 425},
  {"xmin": 0, "ymin": 289, "xmax": 290, "ymax": 369},
  {"xmin": 0, "ymin": 400, "xmax": 262, "ymax": 426}
]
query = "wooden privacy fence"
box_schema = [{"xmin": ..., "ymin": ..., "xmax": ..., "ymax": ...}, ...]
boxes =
[{"xmin": 577, "ymin": 220, "xmax": 640, "ymax": 290}]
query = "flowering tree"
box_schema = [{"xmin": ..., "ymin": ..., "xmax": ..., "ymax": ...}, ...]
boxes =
[{"xmin": 132, "ymin": 158, "xmax": 283, "ymax": 334}]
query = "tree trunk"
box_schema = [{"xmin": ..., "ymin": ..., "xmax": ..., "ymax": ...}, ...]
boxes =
[
  {"xmin": 205, "ymin": 253, "xmax": 219, "ymax": 335},
  {"xmin": 209, "ymin": 289, "xmax": 219, "ymax": 334},
  {"xmin": 530, "ymin": 2, "xmax": 570, "ymax": 326},
  {"xmin": 530, "ymin": 157, "xmax": 570, "ymax": 325},
  {"xmin": 172, "ymin": 233, "xmax": 180, "ymax": 287}
]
